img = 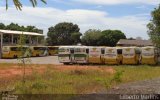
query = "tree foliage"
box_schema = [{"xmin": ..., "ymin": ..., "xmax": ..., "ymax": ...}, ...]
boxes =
[
  {"xmin": 100, "ymin": 30, "xmax": 126, "ymax": 46},
  {"xmin": 5, "ymin": 0, "xmax": 46, "ymax": 10},
  {"xmin": 0, "ymin": 23, "xmax": 42, "ymax": 33},
  {"xmin": 82, "ymin": 29, "xmax": 126, "ymax": 46},
  {"xmin": 47, "ymin": 22, "xmax": 82, "ymax": 45},
  {"xmin": 81, "ymin": 29, "xmax": 102, "ymax": 46},
  {"xmin": 147, "ymin": 5, "xmax": 160, "ymax": 47}
]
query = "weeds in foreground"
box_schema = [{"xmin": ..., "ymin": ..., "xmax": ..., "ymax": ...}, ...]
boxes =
[{"xmin": 1, "ymin": 65, "xmax": 160, "ymax": 94}]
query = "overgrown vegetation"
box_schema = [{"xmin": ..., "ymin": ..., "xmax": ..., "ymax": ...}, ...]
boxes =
[
  {"xmin": 17, "ymin": 33, "xmax": 31, "ymax": 84},
  {"xmin": 0, "ymin": 65, "xmax": 160, "ymax": 94},
  {"xmin": 147, "ymin": 5, "xmax": 160, "ymax": 48}
]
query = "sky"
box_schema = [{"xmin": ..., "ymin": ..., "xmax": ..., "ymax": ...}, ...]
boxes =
[{"xmin": 0, "ymin": 0, "xmax": 159, "ymax": 39}]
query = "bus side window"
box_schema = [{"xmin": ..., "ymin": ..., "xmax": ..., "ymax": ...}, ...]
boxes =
[
  {"xmin": 117, "ymin": 49, "xmax": 122, "ymax": 54},
  {"xmin": 11, "ymin": 47, "xmax": 18, "ymax": 51},
  {"xmin": 86, "ymin": 49, "xmax": 89, "ymax": 54}
]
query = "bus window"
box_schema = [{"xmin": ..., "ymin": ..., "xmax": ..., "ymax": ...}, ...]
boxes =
[
  {"xmin": 48, "ymin": 47, "xmax": 56, "ymax": 50},
  {"xmin": 10, "ymin": 47, "xmax": 18, "ymax": 51},
  {"xmin": 10, "ymin": 47, "xmax": 27, "ymax": 51},
  {"xmin": 34, "ymin": 47, "xmax": 46, "ymax": 50}
]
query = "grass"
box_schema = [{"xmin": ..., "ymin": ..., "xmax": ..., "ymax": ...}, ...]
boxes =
[{"xmin": 0, "ymin": 64, "xmax": 160, "ymax": 94}]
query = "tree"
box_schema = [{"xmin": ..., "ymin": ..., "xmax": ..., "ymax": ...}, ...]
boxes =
[
  {"xmin": 5, "ymin": 23, "xmax": 21, "ymax": 30},
  {"xmin": 47, "ymin": 22, "xmax": 82, "ymax": 45},
  {"xmin": 5, "ymin": 0, "xmax": 46, "ymax": 10},
  {"xmin": 147, "ymin": 5, "xmax": 160, "ymax": 47},
  {"xmin": 0, "ymin": 23, "xmax": 42, "ymax": 33},
  {"xmin": 0, "ymin": 23, "xmax": 5, "ymax": 29},
  {"xmin": 81, "ymin": 29, "xmax": 102, "ymax": 46},
  {"xmin": 99, "ymin": 30, "xmax": 126, "ymax": 46}
]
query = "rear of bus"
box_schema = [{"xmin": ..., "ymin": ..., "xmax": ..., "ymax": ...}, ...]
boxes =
[
  {"xmin": 48, "ymin": 46, "xmax": 59, "ymax": 56},
  {"xmin": 104, "ymin": 47, "xmax": 119, "ymax": 64},
  {"xmin": 141, "ymin": 47, "xmax": 157, "ymax": 65},
  {"xmin": 2, "ymin": 46, "xmax": 30, "ymax": 58},
  {"xmin": 122, "ymin": 47, "xmax": 138, "ymax": 64},
  {"xmin": 88, "ymin": 47, "xmax": 102, "ymax": 64},
  {"xmin": 74, "ymin": 46, "xmax": 88, "ymax": 64},
  {"xmin": 58, "ymin": 46, "xmax": 72, "ymax": 64},
  {"xmin": 30, "ymin": 46, "xmax": 49, "ymax": 57}
]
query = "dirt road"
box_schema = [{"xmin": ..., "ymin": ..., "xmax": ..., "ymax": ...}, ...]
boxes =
[
  {"xmin": 0, "ymin": 56, "xmax": 61, "ymax": 65},
  {"xmin": 105, "ymin": 78, "xmax": 160, "ymax": 94}
]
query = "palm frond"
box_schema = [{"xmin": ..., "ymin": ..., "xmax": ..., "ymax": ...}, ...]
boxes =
[
  {"xmin": 6, "ymin": 0, "xmax": 8, "ymax": 10},
  {"xmin": 13, "ymin": 0, "xmax": 22, "ymax": 10},
  {"xmin": 6, "ymin": 0, "xmax": 47, "ymax": 10}
]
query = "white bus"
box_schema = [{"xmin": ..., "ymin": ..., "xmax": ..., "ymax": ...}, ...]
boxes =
[
  {"xmin": 140, "ymin": 46, "xmax": 157, "ymax": 65},
  {"xmin": 88, "ymin": 47, "xmax": 103, "ymax": 64},
  {"xmin": 104, "ymin": 47, "xmax": 119, "ymax": 64},
  {"xmin": 73, "ymin": 46, "xmax": 88, "ymax": 64},
  {"xmin": 122, "ymin": 47, "xmax": 139, "ymax": 64},
  {"xmin": 58, "ymin": 46, "xmax": 74, "ymax": 64}
]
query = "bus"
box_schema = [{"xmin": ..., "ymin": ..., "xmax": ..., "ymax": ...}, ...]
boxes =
[
  {"xmin": 48, "ymin": 46, "xmax": 59, "ymax": 56},
  {"xmin": 104, "ymin": 47, "xmax": 120, "ymax": 64},
  {"xmin": 140, "ymin": 46, "xmax": 157, "ymax": 65},
  {"xmin": 58, "ymin": 46, "xmax": 74, "ymax": 64},
  {"xmin": 122, "ymin": 47, "xmax": 139, "ymax": 64},
  {"xmin": 30, "ymin": 46, "xmax": 49, "ymax": 57},
  {"xmin": 73, "ymin": 46, "xmax": 88, "ymax": 64},
  {"xmin": 2, "ymin": 46, "xmax": 31, "ymax": 58},
  {"xmin": 88, "ymin": 47, "xmax": 103, "ymax": 64}
]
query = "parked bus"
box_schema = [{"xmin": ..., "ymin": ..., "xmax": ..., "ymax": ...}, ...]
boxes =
[
  {"xmin": 2, "ymin": 46, "xmax": 31, "ymax": 58},
  {"xmin": 140, "ymin": 46, "xmax": 157, "ymax": 65},
  {"xmin": 104, "ymin": 47, "xmax": 120, "ymax": 64},
  {"xmin": 48, "ymin": 46, "xmax": 59, "ymax": 56},
  {"xmin": 122, "ymin": 47, "xmax": 139, "ymax": 64},
  {"xmin": 88, "ymin": 47, "xmax": 103, "ymax": 64},
  {"xmin": 30, "ymin": 46, "xmax": 49, "ymax": 57},
  {"xmin": 58, "ymin": 46, "xmax": 74, "ymax": 64},
  {"xmin": 74, "ymin": 46, "xmax": 88, "ymax": 64}
]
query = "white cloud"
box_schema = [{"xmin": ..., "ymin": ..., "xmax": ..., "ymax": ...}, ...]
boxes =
[
  {"xmin": 72, "ymin": 0, "xmax": 159, "ymax": 5},
  {"xmin": 0, "ymin": 6, "xmax": 150, "ymax": 39}
]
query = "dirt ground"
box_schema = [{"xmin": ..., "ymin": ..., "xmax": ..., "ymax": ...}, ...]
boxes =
[
  {"xmin": 0, "ymin": 56, "xmax": 61, "ymax": 65},
  {"xmin": 105, "ymin": 78, "xmax": 160, "ymax": 94},
  {"xmin": 0, "ymin": 65, "xmax": 115, "ymax": 80},
  {"xmin": 1, "ymin": 64, "xmax": 160, "ymax": 95}
]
